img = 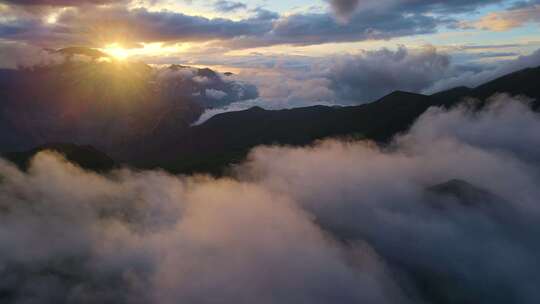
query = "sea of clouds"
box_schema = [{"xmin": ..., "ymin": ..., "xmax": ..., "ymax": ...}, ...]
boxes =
[
  {"xmin": 1, "ymin": 94, "xmax": 539, "ymax": 303},
  {"xmin": 192, "ymin": 46, "xmax": 540, "ymax": 125}
]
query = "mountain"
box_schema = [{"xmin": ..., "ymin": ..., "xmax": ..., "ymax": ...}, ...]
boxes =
[
  {"xmin": 432, "ymin": 66, "xmax": 540, "ymax": 109},
  {"xmin": 1, "ymin": 143, "xmax": 116, "ymax": 172},
  {"xmin": 148, "ymin": 91, "xmax": 434, "ymax": 173},
  {"xmin": 1, "ymin": 64, "xmax": 539, "ymax": 174},
  {"xmin": 146, "ymin": 66, "xmax": 540, "ymax": 174},
  {"xmin": 53, "ymin": 47, "xmax": 110, "ymax": 59},
  {"xmin": 0, "ymin": 51, "xmax": 256, "ymax": 160},
  {"xmin": 0, "ymin": 59, "xmax": 201, "ymax": 158},
  {"xmin": 426, "ymin": 179, "xmax": 505, "ymax": 208},
  {"xmin": 164, "ymin": 64, "xmax": 258, "ymax": 108}
]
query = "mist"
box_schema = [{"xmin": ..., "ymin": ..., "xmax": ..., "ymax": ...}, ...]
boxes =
[{"xmin": 1, "ymin": 94, "xmax": 540, "ymax": 304}]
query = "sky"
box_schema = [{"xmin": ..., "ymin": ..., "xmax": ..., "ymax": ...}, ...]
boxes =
[{"xmin": 1, "ymin": 0, "xmax": 539, "ymax": 106}]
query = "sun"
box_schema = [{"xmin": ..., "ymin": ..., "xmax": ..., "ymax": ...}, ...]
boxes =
[{"xmin": 102, "ymin": 43, "xmax": 130, "ymax": 61}]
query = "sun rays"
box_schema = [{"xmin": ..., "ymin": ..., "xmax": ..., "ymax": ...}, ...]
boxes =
[{"xmin": 102, "ymin": 43, "xmax": 130, "ymax": 61}]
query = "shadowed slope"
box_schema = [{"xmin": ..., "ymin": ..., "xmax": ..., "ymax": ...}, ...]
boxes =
[{"xmin": 2, "ymin": 143, "xmax": 116, "ymax": 172}]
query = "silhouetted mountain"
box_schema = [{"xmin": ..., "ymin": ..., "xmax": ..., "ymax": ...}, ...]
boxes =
[
  {"xmin": 1, "ymin": 64, "xmax": 539, "ymax": 174},
  {"xmin": 432, "ymin": 66, "xmax": 540, "ymax": 109},
  {"xmin": 148, "ymin": 91, "xmax": 434, "ymax": 174},
  {"xmin": 147, "ymin": 66, "xmax": 540, "ymax": 174},
  {"xmin": 164, "ymin": 64, "xmax": 258, "ymax": 108},
  {"xmin": 431, "ymin": 86, "xmax": 472, "ymax": 107},
  {"xmin": 0, "ymin": 60, "xmax": 202, "ymax": 159},
  {"xmin": 412, "ymin": 179, "xmax": 517, "ymax": 304},
  {"xmin": 2, "ymin": 143, "xmax": 116, "ymax": 172},
  {"xmin": 0, "ymin": 55, "xmax": 257, "ymax": 160},
  {"xmin": 54, "ymin": 47, "xmax": 110, "ymax": 59},
  {"xmin": 426, "ymin": 179, "xmax": 505, "ymax": 208}
]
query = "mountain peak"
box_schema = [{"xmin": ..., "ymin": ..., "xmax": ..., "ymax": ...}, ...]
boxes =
[
  {"xmin": 54, "ymin": 47, "xmax": 110, "ymax": 59},
  {"xmin": 427, "ymin": 179, "xmax": 503, "ymax": 207},
  {"xmin": 2, "ymin": 143, "xmax": 116, "ymax": 172},
  {"xmin": 246, "ymin": 106, "xmax": 266, "ymax": 112},
  {"xmin": 376, "ymin": 91, "xmax": 432, "ymax": 103}
]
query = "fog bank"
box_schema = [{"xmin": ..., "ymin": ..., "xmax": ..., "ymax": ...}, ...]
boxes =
[{"xmin": 1, "ymin": 95, "xmax": 539, "ymax": 303}]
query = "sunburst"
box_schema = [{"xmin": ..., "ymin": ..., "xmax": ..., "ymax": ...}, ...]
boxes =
[{"xmin": 102, "ymin": 43, "xmax": 130, "ymax": 61}]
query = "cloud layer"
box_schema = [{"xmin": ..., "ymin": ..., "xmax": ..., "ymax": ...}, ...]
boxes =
[
  {"xmin": 1, "ymin": 94, "xmax": 540, "ymax": 303},
  {"xmin": 0, "ymin": 0, "xmax": 515, "ymax": 49},
  {"xmin": 471, "ymin": 0, "xmax": 540, "ymax": 31},
  {"xmin": 188, "ymin": 45, "xmax": 540, "ymax": 124}
]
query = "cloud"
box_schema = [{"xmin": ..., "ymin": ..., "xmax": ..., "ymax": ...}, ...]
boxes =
[
  {"xmin": 193, "ymin": 45, "xmax": 540, "ymax": 123},
  {"xmin": 402, "ymin": 94, "xmax": 540, "ymax": 162},
  {"xmin": 0, "ymin": 5, "xmax": 276, "ymax": 47},
  {"xmin": 1, "ymin": 95, "xmax": 540, "ymax": 303},
  {"xmin": 214, "ymin": 46, "xmax": 450, "ymax": 105},
  {"xmin": 0, "ymin": 41, "xmax": 65, "ymax": 68},
  {"xmin": 0, "ymin": 0, "xmax": 119, "ymax": 6},
  {"xmin": 155, "ymin": 65, "xmax": 258, "ymax": 108},
  {"xmin": 0, "ymin": 153, "xmax": 403, "ymax": 304},
  {"xmin": 471, "ymin": 3, "xmax": 540, "ymax": 31},
  {"xmin": 205, "ymin": 88, "xmax": 227, "ymax": 100},
  {"xmin": 327, "ymin": 45, "xmax": 540, "ymax": 99},
  {"xmin": 339, "ymin": 0, "xmax": 504, "ymax": 15},
  {"xmin": 219, "ymin": 9, "xmax": 442, "ymax": 49},
  {"xmin": 326, "ymin": 46, "xmax": 450, "ymax": 102},
  {"xmin": 237, "ymin": 95, "xmax": 540, "ymax": 303},
  {"xmin": 327, "ymin": 0, "xmax": 360, "ymax": 22},
  {"xmin": 187, "ymin": 64, "xmax": 340, "ymax": 125},
  {"xmin": 214, "ymin": 0, "xmax": 247, "ymax": 12},
  {"xmin": 325, "ymin": 0, "xmax": 504, "ymax": 23},
  {"xmin": 0, "ymin": 0, "xmax": 504, "ymax": 50},
  {"xmin": 427, "ymin": 48, "xmax": 540, "ymax": 92}
]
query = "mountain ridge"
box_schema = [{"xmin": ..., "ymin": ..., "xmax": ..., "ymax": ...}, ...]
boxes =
[
  {"xmin": 145, "ymin": 65, "xmax": 540, "ymax": 174},
  {"xmin": 2, "ymin": 65, "xmax": 539, "ymax": 174}
]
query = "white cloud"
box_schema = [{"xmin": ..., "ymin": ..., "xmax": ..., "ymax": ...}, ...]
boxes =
[
  {"xmin": 205, "ymin": 88, "xmax": 227, "ymax": 100},
  {"xmin": 1, "ymin": 94, "xmax": 540, "ymax": 303}
]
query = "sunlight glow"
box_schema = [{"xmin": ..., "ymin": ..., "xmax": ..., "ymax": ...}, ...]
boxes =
[
  {"xmin": 103, "ymin": 43, "xmax": 130, "ymax": 60},
  {"xmin": 99, "ymin": 42, "xmax": 194, "ymax": 62},
  {"xmin": 45, "ymin": 14, "xmax": 58, "ymax": 24}
]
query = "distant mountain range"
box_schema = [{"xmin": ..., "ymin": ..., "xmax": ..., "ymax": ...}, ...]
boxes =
[
  {"xmin": 145, "ymin": 66, "xmax": 540, "ymax": 174},
  {"xmin": 1, "ymin": 62, "xmax": 539, "ymax": 174}
]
